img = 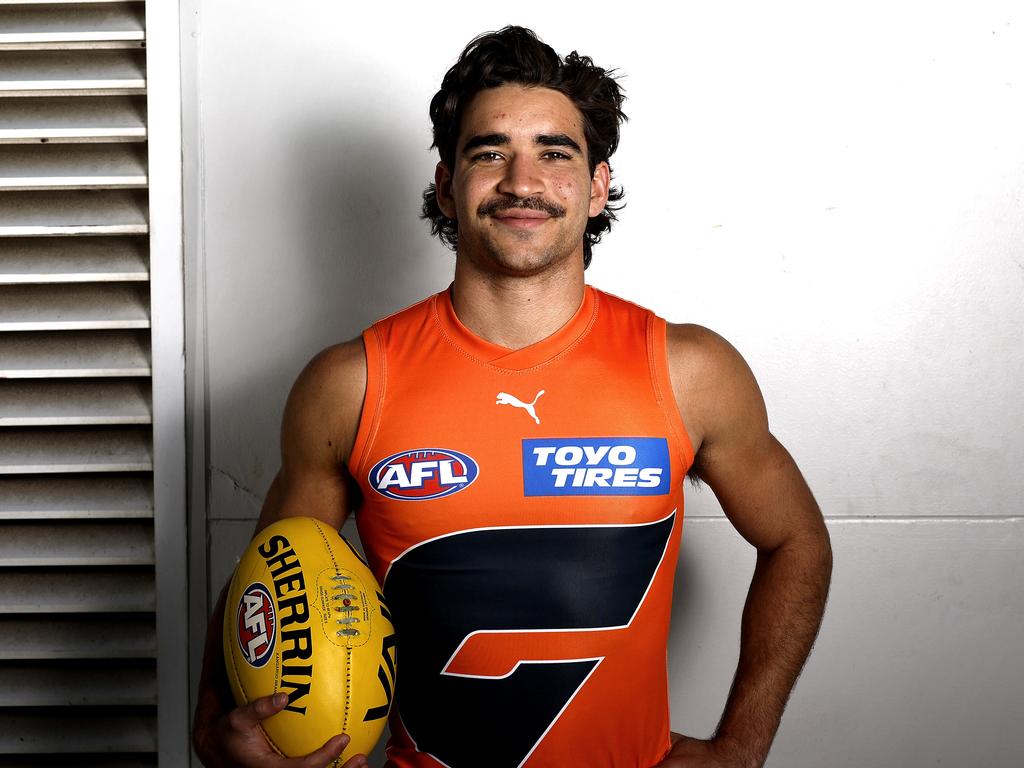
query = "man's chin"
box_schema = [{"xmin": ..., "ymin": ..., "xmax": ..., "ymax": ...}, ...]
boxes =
[{"xmin": 481, "ymin": 248, "xmax": 578, "ymax": 278}]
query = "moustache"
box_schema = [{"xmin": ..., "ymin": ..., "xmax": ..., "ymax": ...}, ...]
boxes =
[{"xmin": 478, "ymin": 196, "xmax": 566, "ymax": 218}]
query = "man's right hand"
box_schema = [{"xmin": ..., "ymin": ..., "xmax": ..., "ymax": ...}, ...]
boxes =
[{"xmin": 193, "ymin": 690, "xmax": 368, "ymax": 768}]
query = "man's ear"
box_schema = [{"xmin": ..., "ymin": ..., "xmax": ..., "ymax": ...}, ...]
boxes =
[
  {"xmin": 589, "ymin": 160, "xmax": 611, "ymax": 217},
  {"xmin": 435, "ymin": 161, "xmax": 457, "ymax": 220}
]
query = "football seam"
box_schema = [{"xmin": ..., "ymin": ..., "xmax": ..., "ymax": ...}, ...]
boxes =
[
  {"xmin": 344, "ymin": 646, "xmax": 353, "ymax": 742},
  {"xmin": 312, "ymin": 518, "xmax": 351, "ymax": 748}
]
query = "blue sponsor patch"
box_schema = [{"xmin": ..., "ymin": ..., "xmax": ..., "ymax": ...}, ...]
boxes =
[{"xmin": 522, "ymin": 437, "xmax": 671, "ymax": 496}]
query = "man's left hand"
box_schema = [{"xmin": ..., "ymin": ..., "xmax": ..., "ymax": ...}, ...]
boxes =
[{"xmin": 654, "ymin": 732, "xmax": 756, "ymax": 768}]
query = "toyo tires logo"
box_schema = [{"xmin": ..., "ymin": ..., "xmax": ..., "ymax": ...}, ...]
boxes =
[
  {"xmin": 369, "ymin": 448, "xmax": 479, "ymax": 501},
  {"xmin": 237, "ymin": 582, "xmax": 276, "ymax": 667}
]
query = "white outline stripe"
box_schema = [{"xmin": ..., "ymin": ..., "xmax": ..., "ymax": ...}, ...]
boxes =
[{"xmin": 515, "ymin": 657, "xmax": 604, "ymax": 768}]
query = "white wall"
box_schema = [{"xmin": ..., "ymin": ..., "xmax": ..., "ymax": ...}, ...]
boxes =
[{"xmin": 183, "ymin": 2, "xmax": 1024, "ymax": 765}]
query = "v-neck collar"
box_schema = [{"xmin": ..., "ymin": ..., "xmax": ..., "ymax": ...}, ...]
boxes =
[{"xmin": 431, "ymin": 283, "xmax": 599, "ymax": 371}]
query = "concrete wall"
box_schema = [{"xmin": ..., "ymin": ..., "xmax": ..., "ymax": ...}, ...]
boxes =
[{"xmin": 182, "ymin": 2, "xmax": 1024, "ymax": 765}]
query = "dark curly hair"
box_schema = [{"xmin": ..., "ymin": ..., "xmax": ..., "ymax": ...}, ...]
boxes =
[{"xmin": 421, "ymin": 26, "xmax": 627, "ymax": 269}]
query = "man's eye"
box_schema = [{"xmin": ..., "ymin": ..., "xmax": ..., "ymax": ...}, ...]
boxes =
[{"xmin": 474, "ymin": 152, "xmax": 502, "ymax": 162}]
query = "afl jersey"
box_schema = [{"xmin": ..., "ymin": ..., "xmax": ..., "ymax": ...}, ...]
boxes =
[{"xmin": 348, "ymin": 284, "xmax": 694, "ymax": 768}]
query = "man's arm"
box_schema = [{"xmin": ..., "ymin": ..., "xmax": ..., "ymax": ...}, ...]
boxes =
[
  {"xmin": 193, "ymin": 338, "xmax": 369, "ymax": 768},
  {"xmin": 660, "ymin": 324, "xmax": 833, "ymax": 768}
]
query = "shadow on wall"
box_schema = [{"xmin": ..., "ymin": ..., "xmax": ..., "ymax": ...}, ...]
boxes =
[
  {"xmin": 208, "ymin": 107, "xmax": 452, "ymax": 518},
  {"xmin": 290, "ymin": 115, "xmax": 452, "ymax": 338},
  {"xmin": 210, "ymin": 112, "xmax": 452, "ymax": 765}
]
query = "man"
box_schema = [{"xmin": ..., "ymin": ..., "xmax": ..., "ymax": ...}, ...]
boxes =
[{"xmin": 194, "ymin": 26, "xmax": 832, "ymax": 768}]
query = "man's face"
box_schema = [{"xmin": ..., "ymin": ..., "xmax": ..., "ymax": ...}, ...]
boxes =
[{"xmin": 435, "ymin": 84, "xmax": 610, "ymax": 276}]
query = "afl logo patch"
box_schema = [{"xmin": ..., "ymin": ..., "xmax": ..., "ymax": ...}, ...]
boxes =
[
  {"xmin": 236, "ymin": 582, "xmax": 276, "ymax": 668},
  {"xmin": 369, "ymin": 448, "xmax": 479, "ymax": 501}
]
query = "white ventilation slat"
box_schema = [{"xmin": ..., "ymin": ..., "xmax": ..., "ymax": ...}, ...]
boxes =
[
  {"xmin": 0, "ymin": 380, "xmax": 151, "ymax": 426},
  {"xmin": 0, "ymin": 616, "xmax": 156, "ymax": 659},
  {"xmin": 0, "ymin": 4, "xmax": 144, "ymax": 50},
  {"xmin": 0, "ymin": 1, "xmax": 143, "ymax": 6},
  {"xmin": 0, "ymin": 144, "xmax": 147, "ymax": 189},
  {"xmin": 0, "ymin": 475, "xmax": 153, "ymax": 519},
  {"xmin": 0, "ymin": 664, "xmax": 156, "ymax": 706},
  {"xmin": 0, "ymin": 4, "xmax": 162, "ymax": 758},
  {"xmin": 0, "ymin": 237, "xmax": 148, "ymax": 283},
  {"xmin": 0, "ymin": 50, "xmax": 144, "ymax": 96},
  {"xmin": 0, "ymin": 190, "xmax": 147, "ymax": 235},
  {"xmin": 0, "ymin": 569, "xmax": 154, "ymax": 612},
  {"xmin": 0, "ymin": 758, "xmax": 155, "ymax": 768},
  {"xmin": 0, "ymin": 283, "xmax": 149, "ymax": 330},
  {"xmin": 0, "ymin": 428, "xmax": 152, "ymax": 474},
  {"xmin": 0, "ymin": 712, "xmax": 157, "ymax": 751},
  {"xmin": 0, "ymin": 330, "xmax": 150, "ymax": 377},
  {"xmin": 0, "ymin": 95, "xmax": 145, "ymax": 143},
  {"xmin": 0, "ymin": 521, "xmax": 154, "ymax": 566}
]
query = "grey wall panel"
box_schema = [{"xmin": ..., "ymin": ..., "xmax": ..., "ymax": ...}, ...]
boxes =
[
  {"xmin": 187, "ymin": 5, "xmax": 1024, "ymax": 767},
  {"xmin": 206, "ymin": 519, "xmax": 251, "ymax": 605},
  {"xmin": 668, "ymin": 518, "xmax": 1024, "ymax": 768}
]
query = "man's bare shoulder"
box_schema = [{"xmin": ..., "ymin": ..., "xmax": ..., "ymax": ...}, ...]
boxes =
[
  {"xmin": 282, "ymin": 336, "xmax": 367, "ymax": 469},
  {"xmin": 664, "ymin": 322, "xmax": 768, "ymax": 455}
]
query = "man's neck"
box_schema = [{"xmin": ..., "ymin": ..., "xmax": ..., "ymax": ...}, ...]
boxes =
[{"xmin": 450, "ymin": 259, "xmax": 585, "ymax": 350}]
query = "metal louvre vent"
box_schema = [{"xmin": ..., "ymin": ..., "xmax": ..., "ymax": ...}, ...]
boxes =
[{"xmin": 0, "ymin": 1, "xmax": 156, "ymax": 764}]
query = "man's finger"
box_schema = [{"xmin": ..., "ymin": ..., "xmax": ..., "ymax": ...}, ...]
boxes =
[
  {"xmin": 339, "ymin": 746, "xmax": 369, "ymax": 768},
  {"xmin": 279, "ymin": 733, "xmax": 353, "ymax": 768},
  {"xmin": 226, "ymin": 692, "xmax": 289, "ymax": 730}
]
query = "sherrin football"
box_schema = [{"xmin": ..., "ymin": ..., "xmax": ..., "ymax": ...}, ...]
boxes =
[{"xmin": 223, "ymin": 516, "xmax": 396, "ymax": 763}]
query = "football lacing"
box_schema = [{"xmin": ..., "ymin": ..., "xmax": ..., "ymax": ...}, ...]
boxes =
[{"xmin": 331, "ymin": 573, "xmax": 361, "ymax": 637}]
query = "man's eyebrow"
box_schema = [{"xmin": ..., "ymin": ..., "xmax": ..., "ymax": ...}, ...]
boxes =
[
  {"xmin": 536, "ymin": 133, "xmax": 583, "ymax": 154},
  {"xmin": 461, "ymin": 132, "xmax": 584, "ymax": 155},
  {"xmin": 462, "ymin": 133, "xmax": 510, "ymax": 153}
]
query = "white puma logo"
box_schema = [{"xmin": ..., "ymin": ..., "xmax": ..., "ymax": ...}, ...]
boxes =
[{"xmin": 496, "ymin": 390, "xmax": 545, "ymax": 425}]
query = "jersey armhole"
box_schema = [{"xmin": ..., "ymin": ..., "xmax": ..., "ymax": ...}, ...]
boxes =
[
  {"xmin": 647, "ymin": 314, "xmax": 696, "ymax": 472},
  {"xmin": 347, "ymin": 325, "xmax": 385, "ymax": 482}
]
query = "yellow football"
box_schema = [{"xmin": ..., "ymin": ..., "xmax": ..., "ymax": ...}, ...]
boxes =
[{"xmin": 223, "ymin": 516, "xmax": 396, "ymax": 764}]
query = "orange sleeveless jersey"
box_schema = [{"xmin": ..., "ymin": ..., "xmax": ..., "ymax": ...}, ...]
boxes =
[{"xmin": 348, "ymin": 285, "xmax": 694, "ymax": 768}]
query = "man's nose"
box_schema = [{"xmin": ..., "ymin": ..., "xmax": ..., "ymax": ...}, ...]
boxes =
[{"xmin": 496, "ymin": 154, "xmax": 544, "ymax": 199}]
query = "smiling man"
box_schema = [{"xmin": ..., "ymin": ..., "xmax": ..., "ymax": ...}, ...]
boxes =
[
  {"xmin": 437, "ymin": 84, "xmax": 604, "ymax": 281},
  {"xmin": 194, "ymin": 26, "xmax": 832, "ymax": 768}
]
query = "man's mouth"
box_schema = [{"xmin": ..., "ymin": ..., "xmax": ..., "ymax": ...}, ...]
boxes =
[
  {"xmin": 495, "ymin": 210, "xmax": 549, "ymax": 219},
  {"xmin": 493, "ymin": 210, "xmax": 551, "ymax": 227},
  {"xmin": 482, "ymin": 199, "xmax": 563, "ymax": 230},
  {"xmin": 493, "ymin": 211, "xmax": 551, "ymax": 228}
]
